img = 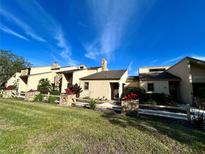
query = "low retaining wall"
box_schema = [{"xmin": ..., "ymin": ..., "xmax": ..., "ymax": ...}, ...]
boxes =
[
  {"xmin": 25, "ymin": 91, "xmax": 40, "ymax": 101},
  {"xmin": 59, "ymin": 94, "xmax": 76, "ymax": 106},
  {"xmin": 121, "ymin": 100, "xmax": 139, "ymax": 113},
  {"xmin": 2, "ymin": 90, "xmax": 16, "ymax": 98}
]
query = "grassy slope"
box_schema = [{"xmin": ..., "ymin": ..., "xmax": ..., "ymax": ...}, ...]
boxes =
[{"xmin": 0, "ymin": 98, "xmax": 204, "ymax": 154}]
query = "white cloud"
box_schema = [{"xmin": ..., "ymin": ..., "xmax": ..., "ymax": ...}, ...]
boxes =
[
  {"xmin": 16, "ymin": 0, "xmax": 78, "ymax": 65},
  {"xmin": 55, "ymin": 30, "xmax": 78, "ymax": 66},
  {"xmin": 0, "ymin": 9, "xmax": 46, "ymax": 42},
  {"xmin": 192, "ymin": 56, "xmax": 205, "ymax": 61},
  {"xmin": 85, "ymin": 0, "xmax": 156, "ymax": 61},
  {"xmin": 0, "ymin": 24, "xmax": 28, "ymax": 41},
  {"xmin": 0, "ymin": 0, "xmax": 78, "ymax": 65},
  {"xmin": 163, "ymin": 54, "xmax": 205, "ymax": 65},
  {"xmin": 127, "ymin": 61, "xmax": 133, "ymax": 73},
  {"xmin": 162, "ymin": 56, "xmax": 184, "ymax": 65}
]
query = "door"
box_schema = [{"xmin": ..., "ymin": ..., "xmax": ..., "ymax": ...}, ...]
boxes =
[{"xmin": 110, "ymin": 83, "xmax": 119, "ymax": 100}]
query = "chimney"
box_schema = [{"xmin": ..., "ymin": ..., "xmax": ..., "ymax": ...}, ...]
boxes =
[
  {"xmin": 51, "ymin": 62, "xmax": 60, "ymax": 70},
  {"xmin": 101, "ymin": 58, "xmax": 108, "ymax": 71}
]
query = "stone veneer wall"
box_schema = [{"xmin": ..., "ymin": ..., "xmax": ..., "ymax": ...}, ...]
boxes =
[
  {"xmin": 2, "ymin": 90, "xmax": 16, "ymax": 98},
  {"xmin": 25, "ymin": 91, "xmax": 40, "ymax": 101},
  {"xmin": 121, "ymin": 100, "xmax": 139, "ymax": 113},
  {"xmin": 59, "ymin": 94, "xmax": 76, "ymax": 106}
]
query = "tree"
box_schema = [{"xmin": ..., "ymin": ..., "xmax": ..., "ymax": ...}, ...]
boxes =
[
  {"xmin": 0, "ymin": 50, "xmax": 31, "ymax": 88},
  {"xmin": 37, "ymin": 78, "xmax": 52, "ymax": 94}
]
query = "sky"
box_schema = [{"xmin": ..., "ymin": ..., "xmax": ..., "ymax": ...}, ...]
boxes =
[{"xmin": 0, "ymin": 0, "xmax": 205, "ymax": 75}]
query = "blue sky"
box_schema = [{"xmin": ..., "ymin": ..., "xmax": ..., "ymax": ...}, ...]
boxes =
[{"xmin": 0, "ymin": 0, "xmax": 205, "ymax": 75}]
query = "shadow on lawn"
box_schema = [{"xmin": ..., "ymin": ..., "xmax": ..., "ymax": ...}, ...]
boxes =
[{"xmin": 101, "ymin": 111, "xmax": 205, "ymax": 150}]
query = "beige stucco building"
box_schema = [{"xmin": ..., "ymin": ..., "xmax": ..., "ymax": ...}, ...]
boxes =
[
  {"xmin": 5, "ymin": 56, "xmax": 205, "ymax": 104},
  {"xmin": 5, "ymin": 58, "xmax": 128, "ymax": 100},
  {"xmin": 139, "ymin": 57, "xmax": 205, "ymax": 105},
  {"xmin": 80, "ymin": 70, "xmax": 128, "ymax": 100}
]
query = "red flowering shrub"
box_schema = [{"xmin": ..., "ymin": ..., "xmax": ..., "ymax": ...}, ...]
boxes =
[
  {"xmin": 4, "ymin": 85, "xmax": 16, "ymax": 90},
  {"xmin": 65, "ymin": 84, "xmax": 82, "ymax": 97},
  {"xmin": 65, "ymin": 88, "xmax": 74, "ymax": 95},
  {"xmin": 122, "ymin": 92, "xmax": 139, "ymax": 101}
]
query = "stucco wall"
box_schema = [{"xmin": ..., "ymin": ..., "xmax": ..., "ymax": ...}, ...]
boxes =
[
  {"xmin": 80, "ymin": 71, "xmax": 128, "ymax": 100},
  {"xmin": 80, "ymin": 80, "xmax": 116, "ymax": 99},
  {"xmin": 6, "ymin": 72, "xmax": 20, "ymax": 87},
  {"xmin": 190, "ymin": 63, "xmax": 205, "ymax": 83},
  {"xmin": 140, "ymin": 80, "xmax": 169, "ymax": 94},
  {"xmin": 167, "ymin": 59, "xmax": 192, "ymax": 104},
  {"xmin": 30, "ymin": 66, "xmax": 51, "ymax": 75},
  {"xmin": 18, "ymin": 78, "xmax": 27, "ymax": 92},
  {"xmin": 27, "ymin": 72, "xmax": 53, "ymax": 91}
]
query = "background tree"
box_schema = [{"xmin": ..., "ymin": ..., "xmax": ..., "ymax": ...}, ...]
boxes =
[
  {"xmin": 37, "ymin": 78, "xmax": 52, "ymax": 94},
  {"xmin": 0, "ymin": 50, "xmax": 31, "ymax": 89}
]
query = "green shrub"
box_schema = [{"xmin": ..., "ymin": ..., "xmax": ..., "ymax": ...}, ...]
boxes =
[
  {"xmin": 142, "ymin": 99, "xmax": 157, "ymax": 105},
  {"xmin": 192, "ymin": 111, "xmax": 205, "ymax": 130},
  {"xmin": 50, "ymin": 90, "xmax": 60, "ymax": 95},
  {"xmin": 37, "ymin": 78, "xmax": 52, "ymax": 94},
  {"xmin": 48, "ymin": 96, "xmax": 58, "ymax": 104},
  {"xmin": 34, "ymin": 94, "xmax": 43, "ymax": 102},
  {"xmin": 89, "ymin": 99, "xmax": 97, "ymax": 110}
]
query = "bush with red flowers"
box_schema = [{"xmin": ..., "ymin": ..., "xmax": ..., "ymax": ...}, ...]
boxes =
[
  {"xmin": 65, "ymin": 84, "xmax": 82, "ymax": 97},
  {"xmin": 4, "ymin": 85, "xmax": 16, "ymax": 90},
  {"xmin": 122, "ymin": 92, "xmax": 139, "ymax": 101},
  {"xmin": 65, "ymin": 88, "xmax": 74, "ymax": 95}
]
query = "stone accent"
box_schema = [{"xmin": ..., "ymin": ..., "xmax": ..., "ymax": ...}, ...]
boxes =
[
  {"xmin": 25, "ymin": 91, "xmax": 40, "ymax": 101},
  {"xmin": 121, "ymin": 100, "xmax": 139, "ymax": 113},
  {"xmin": 2, "ymin": 90, "xmax": 16, "ymax": 98},
  {"xmin": 60, "ymin": 94, "xmax": 76, "ymax": 106}
]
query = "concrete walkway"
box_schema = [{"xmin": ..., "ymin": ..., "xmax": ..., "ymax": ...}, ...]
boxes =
[{"xmin": 138, "ymin": 109, "xmax": 188, "ymax": 120}]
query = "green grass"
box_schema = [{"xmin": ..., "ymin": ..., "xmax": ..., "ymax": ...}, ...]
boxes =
[{"xmin": 0, "ymin": 98, "xmax": 205, "ymax": 154}]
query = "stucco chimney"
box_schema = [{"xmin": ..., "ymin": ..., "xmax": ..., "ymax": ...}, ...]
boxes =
[
  {"xmin": 51, "ymin": 62, "xmax": 60, "ymax": 70},
  {"xmin": 101, "ymin": 58, "xmax": 108, "ymax": 71}
]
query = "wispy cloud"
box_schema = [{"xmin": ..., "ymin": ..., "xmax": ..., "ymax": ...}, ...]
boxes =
[
  {"xmin": 0, "ymin": 0, "xmax": 78, "ymax": 65},
  {"xmin": 0, "ymin": 24, "xmax": 28, "ymax": 40},
  {"xmin": 127, "ymin": 60, "xmax": 138, "ymax": 75},
  {"xmin": 192, "ymin": 56, "xmax": 205, "ymax": 61},
  {"xmin": 163, "ymin": 54, "xmax": 205, "ymax": 65},
  {"xmin": 55, "ymin": 30, "xmax": 78, "ymax": 65},
  {"xmin": 162, "ymin": 56, "xmax": 184, "ymax": 65},
  {"xmin": 127, "ymin": 61, "xmax": 133, "ymax": 73},
  {"xmin": 16, "ymin": 0, "xmax": 78, "ymax": 65},
  {"xmin": 0, "ymin": 9, "xmax": 46, "ymax": 42},
  {"xmin": 85, "ymin": 0, "xmax": 156, "ymax": 61}
]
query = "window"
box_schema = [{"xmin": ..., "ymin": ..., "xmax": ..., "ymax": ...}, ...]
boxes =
[
  {"xmin": 147, "ymin": 83, "xmax": 154, "ymax": 91},
  {"xmin": 84, "ymin": 82, "xmax": 89, "ymax": 90},
  {"xmin": 149, "ymin": 68, "xmax": 165, "ymax": 72}
]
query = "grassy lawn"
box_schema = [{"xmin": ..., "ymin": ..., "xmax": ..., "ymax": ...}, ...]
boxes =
[{"xmin": 0, "ymin": 98, "xmax": 205, "ymax": 154}]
